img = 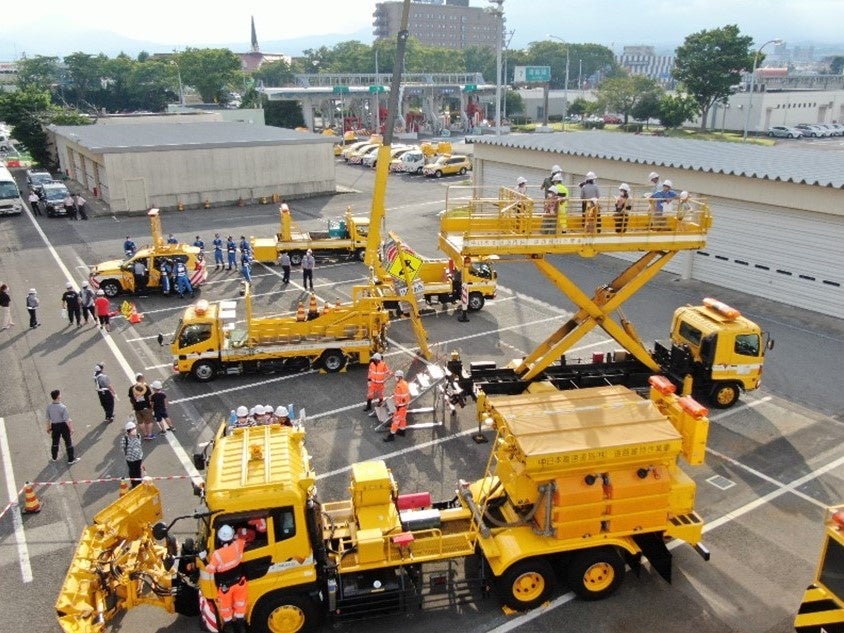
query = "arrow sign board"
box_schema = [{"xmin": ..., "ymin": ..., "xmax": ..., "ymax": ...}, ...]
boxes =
[{"xmin": 514, "ymin": 66, "xmax": 551, "ymax": 83}]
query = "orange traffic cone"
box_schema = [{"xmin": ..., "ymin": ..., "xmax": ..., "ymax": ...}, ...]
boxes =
[
  {"xmin": 322, "ymin": 301, "xmax": 331, "ymax": 316},
  {"xmin": 118, "ymin": 478, "xmax": 130, "ymax": 497},
  {"xmin": 22, "ymin": 482, "xmax": 41, "ymax": 514},
  {"xmin": 307, "ymin": 293, "xmax": 319, "ymax": 320},
  {"xmin": 295, "ymin": 301, "xmax": 306, "ymax": 322},
  {"xmin": 129, "ymin": 304, "xmax": 143, "ymax": 324}
]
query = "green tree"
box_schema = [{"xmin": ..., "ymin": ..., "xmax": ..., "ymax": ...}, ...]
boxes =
[
  {"xmin": 595, "ymin": 75, "xmax": 663, "ymax": 124},
  {"xmin": 253, "ymin": 59, "xmax": 295, "ymax": 87},
  {"xmin": 177, "ymin": 48, "xmax": 241, "ymax": 103},
  {"xmin": 463, "ymin": 46, "xmax": 496, "ymax": 83},
  {"xmin": 829, "ymin": 56, "xmax": 844, "ymax": 75},
  {"xmin": 673, "ymin": 25, "xmax": 755, "ymax": 131},
  {"xmin": 630, "ymin": 91, "xmax": 662, "ymax": 125},
  {"xmin": 504, "ymin": 89, "xmax": 523, "ymax": 117},
  {"xmin": 568, "ymin": 97, "xmax": 590, "ymax": 120},
  {"xmin": 658, "ymin": 93, "xmax": 700, "ymax": 129},
  {"xmin": 63, "ymin": 52, "xmax": 108, "ymax": 109},
  {"xmin": 523, "ymin": 41, "xmax": 617, "ymax": 89},
  {"xmin": 15, "ymin": 56, "xmax": 61, "ymax": 92},
  {"xmin": 0, "ymin": 89, "xmax": 54, "ymax": 165},
  {"xmin": 264, "ymin": 100, "xmax": 305, "ymax": 129}
]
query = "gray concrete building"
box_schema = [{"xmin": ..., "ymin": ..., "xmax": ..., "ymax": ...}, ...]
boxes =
[
  {"xmin": 373, "ymin": 0, "xmax": 500, "ymax": 50},
  {"xmin": 48, "ymin": 121, "xmax": 336, "ymax": 214}
]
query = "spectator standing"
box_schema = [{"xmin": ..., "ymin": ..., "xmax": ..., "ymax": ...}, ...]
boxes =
[
  {"xmin": 301, "ymin": 249, "xmax": 315, "ymax": 291},
  {"xmin": 94, "ymin": 363, "xmax": 116, "ymax": 424},
  {"xmin": 79, "ymin": 281, "xmax": 96, "ymax": 326},
  {"xmin": 94, "ymin": 289, "xmax": 112, "ymax": 331},
  {"xmin": 26, "ymin": 288, "xmax": 40, "ymax": 328},
  {"xmin": 167, "ymin": 233, "xmax": 178, "ymax": 245},
  {"xmin": 650, "ymin": 180, "xmax": 678, "ymax": 213},
  {"xmin": 132, "ymin": 259, "xmax": 148, "ymax": 292},
  {"xmin": 0, "ymin": 283, "xmax": 14, "ymax": 330},
  {"xmin": 212, "ymin": 233, "xmax": 224, "ymax": 270},
  {"xmin": 579, "ymin": 171, "xmax": 601, "ymax": 231},
  {"xmin": 64, "ymin": 193, "xmax": 77, "ymax": 220},
  {"xmin": 74, "ymin": 193, "xmax": 88, "ymax": 220},
  {"xmin": 515, "ymin": 176, "xmax": 528, "ymax": 196},
  {"xmin": 28, "ymin": 191, "xmax": 41, "ymax": 216},
  {"xmin": 614, "ymin": 183, "xmax": 632, "ymax": 233},
  {"xmin": 545, "ymin": 174, "xmax": 569, "ymax": 234},
  {"xmin": 61, "ymin": 282, "xmax": 82, "ymax": 328},
  {"xmin": 124, "ymin": 236, "xmax": 137, "ymax": 258},
  {"xmin": 193, "ymin": 235, "xmax": 206, "ymax": 256},
  {"xmin": 279, "ymin": 252, "xmax": 291, "ymax": 285},
  {"xmin": 121, "ymin": 420, "xmax": 144, "ymax": 487},
  {"xmin": 46, "ymin": 389, "xmax": 79, "ymax": 464},
  {"xmin": 149, "ymin": 380, "xmax": 175, "ymax": 434},
  {"xmin": 226, "ymin": 236, "xmax": 237, "ymax": 271},
  {"xmin": 128, "ymin": 373, "xmax": 156, "ymax": 440},
  {"xmin": 541, "ymin": 164, "xmax": 563, "ymax": 192},
  {"xmin": 238, "ymin": 235, "xmax": 250, "ymax": 258},
  {"xmin": 646, "ymin": 172, "xmax": 660, "ymax": 197}
]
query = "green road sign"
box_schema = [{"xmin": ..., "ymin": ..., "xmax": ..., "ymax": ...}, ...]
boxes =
[
  {"xmin": 463, "ymin": 84, "xmax": 478, "ymax": 92},
  {"xmin": 332, "ymin": 85, "xmax": 350, "ymax": 95},
  {"xmin": 369, "ymin": 85, "xmax": 386, "ymax": 93},
  {"xmin": 514, "ymin": 66, "xmax": 551, "ymax": 83}
]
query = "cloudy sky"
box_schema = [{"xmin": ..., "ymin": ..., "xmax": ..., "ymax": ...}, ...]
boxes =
[{"xmin": 1, "ymin": 0, "xmax": 840, "ymax": 60}]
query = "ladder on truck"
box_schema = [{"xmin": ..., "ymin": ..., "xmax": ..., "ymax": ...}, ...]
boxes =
[
  {"xmin": 372, "ymin": 362, "xmax": 455, "ymax": 431},
  {"xmin": 438, "ymin": 185, "xmax": 712, "ymax": 380}
]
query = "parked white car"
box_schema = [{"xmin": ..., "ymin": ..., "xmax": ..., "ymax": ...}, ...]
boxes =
[{"xmin": 767, "ymin": 126, "xmax": 803, "ymax": 139}]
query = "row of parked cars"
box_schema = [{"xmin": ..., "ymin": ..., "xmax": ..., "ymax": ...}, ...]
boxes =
[
  {"xmin": 767, "ymin": 123, "xmax": 844, "ymax": 139},
  {"xmin": 338, "ymin": 139, "xmax": 473, "ymax": 178},
  {"xmin": 25, "ymin": 168, "xmax": 71, "ymax": 217}
]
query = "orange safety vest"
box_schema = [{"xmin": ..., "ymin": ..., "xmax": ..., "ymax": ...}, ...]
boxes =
[
  {"xmin": 368, "ymin": 360, "xmax": 390, "ymax": 385},
  {"xmin": 206, "ymin": 538, "xmax": 245, "ymax": 586},
  {"xmin": 394, "ymin": 378, "xmax": 411, "ymax": 408}
]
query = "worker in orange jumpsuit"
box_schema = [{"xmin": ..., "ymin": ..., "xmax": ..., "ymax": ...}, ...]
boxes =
[
  {"xmin": 363, "ymin": 352, "xmax": 391, "ymax": 412},
  {"xmin": 204, "ymin": 524, "xmax": 248, "ymax": 633},
  {"xmin": 384, "ymin": 369, "xmax": 410, "ymax": 442}
]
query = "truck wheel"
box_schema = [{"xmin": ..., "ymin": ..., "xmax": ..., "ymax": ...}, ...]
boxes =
[
  {"xmin": 709, "ymin": 382, "xmax": 740, "ymax": 408},
  {"xmin": 320, "ymin": 350, "xmax": 346, "ymax": 373},
  {"xmin": 467, "ymin": 292, "xmax": 485, "ymax": 311},
  {"xmin": 251, "ymin": 592, "xmax": 321, "ymax": 633},
  {"xmin": 356, "ymin": 248, "xmax": 366, "ymax": 262},
  {"xmin": 497, "ymin": 559, "xmax": 555, "ymax": 611},
  {"xmin": 566, "ymin": 547, "xmax": 625, "ymax": 601},
  {"xmin": 101, "ymin": 280, "xmax": 121, "ymax": 297},
  {"xmin": 459, "ymin": 167, "xmax": 467, "ymax": 175},
  {"xmin": 289, "ymin": 251, "xmax": 303, "ymax": 266},
  {"xmin": 434, "ymin": 170, "xmax": 443, "ymax": 178},
  {"xmin": 191, "ymin": 361, "xmax": 217, "ymax": 382}
]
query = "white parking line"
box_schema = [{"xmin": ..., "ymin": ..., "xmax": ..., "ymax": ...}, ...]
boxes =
[{"xmin": 0, "ymin": 418, "xmax": 33, "ymax": 583}]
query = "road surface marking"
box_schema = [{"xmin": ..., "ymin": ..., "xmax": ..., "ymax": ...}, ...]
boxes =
[{"xmin": 0, "ymin": 418, "xmax": 33, "ymax": 583}]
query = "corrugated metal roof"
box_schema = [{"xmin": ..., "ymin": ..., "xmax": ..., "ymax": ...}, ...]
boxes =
[
  {"xmin": 51, "ymin": 121, "xmax": 334, "ymax": 153},
  {"xmin": 474, "ymin": 131, "xmax": 843, "ymax": 189}
]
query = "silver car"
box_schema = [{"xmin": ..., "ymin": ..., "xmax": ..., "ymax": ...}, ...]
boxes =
[{"xmin": 767, "ymin": 126, "xmax": 803, "ymax": 139}]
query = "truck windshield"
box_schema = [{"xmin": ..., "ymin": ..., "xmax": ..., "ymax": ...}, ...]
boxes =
[
  {"xmin": 178, "ymin": 323, "xmax": 212, "ymax": 349},
  {"xmin": 0, "ymin": 181, "xmax": 18, "ymax": 198},
  {"xmin": 734, "ymin": 333, "xmax": 760, "ymax": 357}
]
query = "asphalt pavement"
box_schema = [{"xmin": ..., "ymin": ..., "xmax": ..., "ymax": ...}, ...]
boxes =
[{"xmin": 0, "ymin": 160, "xmax": 842, "ymax": 633}]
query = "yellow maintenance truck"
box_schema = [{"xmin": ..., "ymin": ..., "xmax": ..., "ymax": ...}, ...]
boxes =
[
  {"xmin": 250, "ymin": 204, "xmax": 370, "ymax": 265},
  {"xmin": 794, "ymin": 505, "xmax": 844, "ymax": 633},
  {"xmin": 171, "ymin": 283, "xmax": 389, "ymax": 381},
  {"xmin": 89, "ymin": 208, "xmax": 208, "ymax": 297},
  {"xmin": 56, "ymin": 375, "xmax": 712, "ymax": 633}
]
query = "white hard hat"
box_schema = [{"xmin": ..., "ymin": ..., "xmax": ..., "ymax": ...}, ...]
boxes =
[
  {"xmin": 680, "ymin": 191, "xmax": 689, "ymax": 200},
  {"xmin": 82, "ymin": 281, "xmax": 89, "ymax": 287},
  {"xmin": 551, "ymin": 173, "xmax": 563, "ymax": 182},
  {"xmin": 516, "ymin": 176, "xmax": 527, "ymax": 185},
  {"xmin": 218, "ymin": 524, "xmax": 235, "ymax": 542},
  {"xmin": 618, "ymin": 183, "xmax": 631, "ymax": 192},
  {"xmin": 585, "ymin": 171, "xmax": 596, "ymax": 180},
  {"xmin": 306, "ymin": 249, "xmax": 313, "ymax": 254},
  {"xmin": 394, "ymin": 370, "xmax": 404, "ymax": 378},
  {"xmin": 125, "ymin": 420, "xmax": 137, "ymax": 431},
  {"xmin": 662, "ymin": 180, "xmax": 672, "ymax": 188},
  {"xmin": 66, "ymin": 281, "xmax": 73, "ymax": 289},
  {"xmin": 372, "ymin": 352, "xmax": 382, "ymax": 361},
  {"xmin": 236, "ymin": 405, "xmax": 249, "ymax": 417},
  {"xmin": 94, "ymin": 363, "xmax": 104, "ymax": 372},
  {"xmin": 135, "ymin": 372, "xmax": 144, "ymax": 380},
  {"xmin": 249, "ymin": 405, "xmax": 260, "ymax": 416},
  {"xmin": 150, "ymin": 380, "xmax": 162, "ymax": 389},
  {"xmin": 28, "ymin": 288, "xmax": 36, "ymax": 294},
  {"xmin": 551, "ymin": 165, "xmax": 561, "ymax": 173},
  {"xmin": 96, "ymin": 289, "xmax": 105, "ymax": 296},
  {"xmin": 648, "ymin": 172, "xmax": 659, "ymax": 181},
  {"xmin": 274, "ymin": 406, "xmax": 289, "ymax": 418}
]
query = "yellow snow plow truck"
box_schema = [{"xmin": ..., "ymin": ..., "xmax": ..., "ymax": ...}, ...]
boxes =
[{"xmin": 56, "ymin": 376, "xmax": 712, "ymax": 633}]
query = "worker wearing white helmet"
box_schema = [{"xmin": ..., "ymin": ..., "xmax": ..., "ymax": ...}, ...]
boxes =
[
  {"xmin": 385, "ymin": 369, "xmax": 411, "ymax": 441},
  {"xmin": 233, "ymin": 405, "xmax": 251, "ymax": 428},
  {"xmin": 364, "ymin": 351, "xmax": 391, "ymax": 413},
  {"xmin": 579, "ymin": 172, "xmax": 601, "ymax": 230},
  {"xmin": 515, "ymin": 177, "xmax": 528, "ymax": 195},
  {"xmin": 646, "ymin": 171, "xmax": 660, "ymax": 197},
  {"xmin": 122, "ymin": 418, "xmax": 144, "ymax": 488},
  {"xmin": 301, "ymin": 247, "xmax": 315, "ymax": 291},
  {"xmin": 676, "ymin": 191, "xmax": 693, "ymax": 222},
  {"xmin": 614, "ymin": 183, "xmax": 633, "ymax": 233},
  {"xmin": 273, "ymin": 405, "xmax": 292, "ymax": 427},
  {"xmin": 545, "ymin": 174, "xmax": 569, "ymax": 233},
  {"xmin": 649, "ymin": 179, "xmax": 679, "ymax": 222},
  {"xmin": 205, "ymin": 524, "xmax": 248, "ymax": 632},
  {"xmin": 541, "ymin": 164, "xmax": 564, "ymax": 195},
  {"xmin": 61, "ymin": 280, "xmax": 83, "ymax": 328}
]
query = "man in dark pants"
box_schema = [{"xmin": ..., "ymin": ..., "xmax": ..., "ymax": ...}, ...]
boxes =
[
  {"xmin": 94, "ymin": 363, "xmax": 116, "ymax": 424},
  {"xmin": 301, "ymin": 249, "xmax": 315, "ymax": 291},
  {"xmin": 46, "ymin": 389, "xmax": 80, "ymax": 464},
  {"xmin": 61, "ymin": 281, "xmax": 82, "ymax": 328}
]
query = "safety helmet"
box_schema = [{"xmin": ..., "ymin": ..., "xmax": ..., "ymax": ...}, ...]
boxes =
[
  {"xmin": 236, "ymin": 405, "xmax": 249, "ymax": 417},
  {"xmin": 218, "ymin": 525, "xmax": 235, "ymax": 542},
  {"xmin": 82, "ymin": 281, "xmax": 89, "ymax": 287},
  {"xmin": 249, "ymin": 405, "xmax": 260, "ymax": 416},
  {"xmin": 94, "ymin": 363, "xmax": 104, "ymax": 372},
  {"xmin": 135, "ymin": 372, "xmax": 144, "ymax": 380},
  {"xmin": 551, "ymin": 173, "xmax": 563, "ymax": 182},
  {"xmin": 150, "ymin": 380, "xmax": 162, "ymax": 390},
  {"xmin": 662, "ymin": 180, "xmax": 672, "ymax": 188},
  {"xmin": 516, "ymin": 177, "xmax": 527, "ymax": 185},
  {"xmin": 648, "ymin": 172, "xmax": 659, "ymax": 181},
  {"xmin": 680, "ymin": 191, "xmax": 689, "ymax": 200},
  {"xmin": 66, "ymin": 281, "xmax": 73, "ymax": 289},
  {"xmin": 585, "ymin": 171, "xmax": 596, "ymax": 180},
  {"xmin": 394, "ymin": 370, "xmax": 404, "ymax": 378},
  {"xmin": 275, "ymin": 406, "xmax": 289, "ymax": 418},
  {"xmin": 618, "ymin": 183, "xmax": 631, "ymax": 192},
  {"xmin": 125, "ymin": 420, "xmax": 137, "ymax": 431},
  {"xmin": 96, "ymin": 289, "xmax": 105, "ymax": 296},
  {"xmin": 551, "ymin": 165, "xmax": 561, "ymax": 173},
  {"xmin": 28, "ymin": 288, "xmax": 36, "ymax": 294},
  {"xmin": 372, "ymin": 352, "xmax": 382, "ymax": 361}
]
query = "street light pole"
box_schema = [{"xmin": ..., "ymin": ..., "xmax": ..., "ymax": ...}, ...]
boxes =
[
  {"xmin": 743, "ymin": 38, "xmax": 783, "ymax": 142},
  {"xmin": 488, "ymin": 0, "xmax": 505, "ymax": 136},
  {"xmin": 547, "ymin": 35, "xmax": 569, "ymax": 129}
]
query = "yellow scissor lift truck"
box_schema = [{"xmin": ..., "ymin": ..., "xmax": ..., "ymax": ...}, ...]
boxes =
[
  {"xmin": 89, "ymin": 208, "xmax": 208, "ymax": 297},
  {"xmin": 170, "ymin": 282, "xmax": 390, "ymax": 381},
  {"xmin": 794, "ymin": 505, "xmax": 844, "ymax": 633},
  {"xmin": 250, "ymin": 205, "xmax": 370, "ymax": 265},
  {"xmin": 57, "ymin": 376, "xmax": 712, "ymax": 633},
  {"xmin": 439, "ymin": 185, "xmax": 772, "ymax": 409}
]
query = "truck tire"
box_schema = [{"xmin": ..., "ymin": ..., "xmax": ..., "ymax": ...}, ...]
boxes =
[
  {"xmin": 101, "ymin": 280, "xmax": 121, "ymax": 298},
  {"xmin": 467, "ymin": 292, "xmax": 485, "ymax": 311},
  {"xmin": 709, "ymin": 382, "xmax": 740, "ymax": 408},
  {"xmin": 289, "ymin": 251, "xmax": 303, "ymax": 266},
  {"xmin": 250, "ymin": 592, "xmax": 321, "ymax": 633},
  {"xmin": 320, "ymin": 350, "xmax": 346, "ymax": 373},
  {"xmin": 434, "ymin": 170, "xmax": 444, "ymax": 178},
  {"xmin": 356, "ymin": 248, "xmax": 366, "ymax": 262},
  {"xmin": 459, "ymin": 167, "xmax": 467, "ymax": 175},
  {"xmin": 566, "ymin": 546, "xmax": 625, "ymax": 600},
  {"xmin": 496, "ymin": 559, "xmax": 555, "ymax": 610},
  {"xmin": 191, "ymin": 360, "xmax": 217, "ymax": 382}
]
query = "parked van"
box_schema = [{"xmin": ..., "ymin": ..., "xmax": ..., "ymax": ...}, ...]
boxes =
[{"xmin": 0, "ymin": 165, "xmax": 24, "ymax": 216}]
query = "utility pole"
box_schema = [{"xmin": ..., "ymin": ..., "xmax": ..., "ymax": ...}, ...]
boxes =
[{"xmin": 488, "ymin": 0, "xmax": 505, "ymax": 136}]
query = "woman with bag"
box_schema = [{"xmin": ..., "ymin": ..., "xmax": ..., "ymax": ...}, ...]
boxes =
[{"xmin": 121, "ymin": 419, "xmax": 144, "ymax": 487}]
